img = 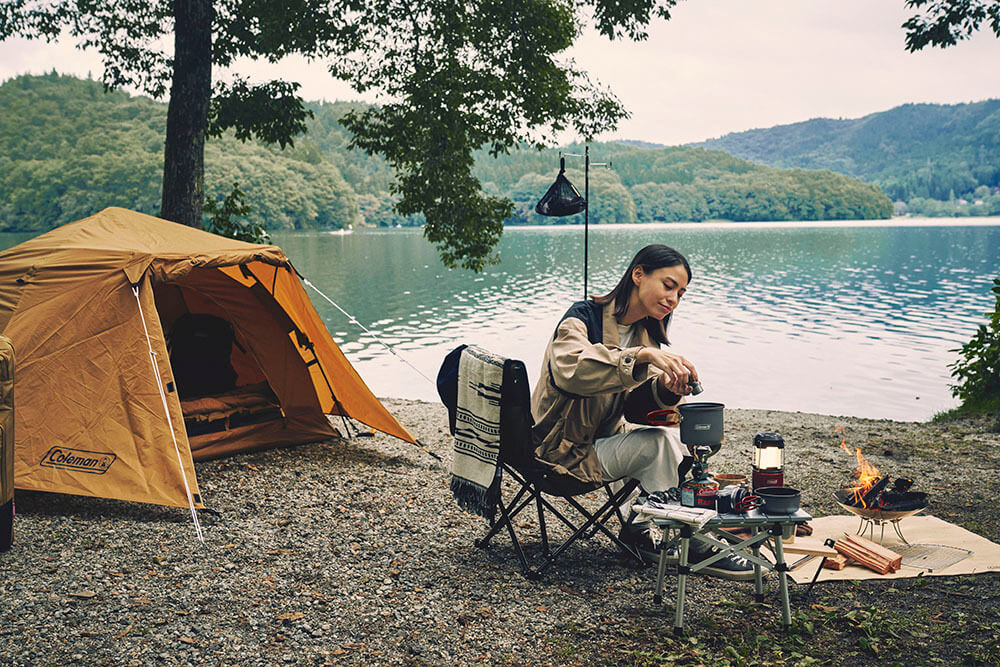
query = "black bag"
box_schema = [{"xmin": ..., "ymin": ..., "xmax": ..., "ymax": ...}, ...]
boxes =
[
  {"xmin": 436, "ymin": 344, "xmax": 468, "ymax": 436},
  {"xmin": 535, "ymin": 159, "xmax": 587, "ymax": 217},
  {"xmin": 168, "ymin": 313, "xmax": 239, "ymax": 398}
]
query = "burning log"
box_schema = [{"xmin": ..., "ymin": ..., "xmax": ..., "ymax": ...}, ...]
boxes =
[
  {"xmin": 860, "ymin": 474, "xmax": 890, "ymax": 508},
  {"xmin": 834, "ymin": 433, "xmax": 929, "ymax": 513},
  {"xmin": 833, "ymin": 533, "xmax": 902, "ymax": 574},
  {"xmin": 880, "ymin": 490, "xmax": 928, "ymax": 511}
]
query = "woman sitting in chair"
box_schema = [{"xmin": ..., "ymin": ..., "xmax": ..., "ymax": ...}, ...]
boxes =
[{"xmin": 531, "ymin": 244, "xmax": 752, "ymax": 579}]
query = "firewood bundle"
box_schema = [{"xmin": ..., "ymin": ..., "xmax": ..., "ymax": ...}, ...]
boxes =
[{"xmin": 832, "ymin": 533, "xmax": 902, "ymax": 574}]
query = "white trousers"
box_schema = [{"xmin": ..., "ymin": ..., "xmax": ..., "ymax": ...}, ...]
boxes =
[{"xmin": 593, "ymin": 426, "xmax": 687, "ymax": 494}]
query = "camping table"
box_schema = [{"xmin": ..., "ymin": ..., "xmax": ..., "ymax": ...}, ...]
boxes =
[{"xmin": 649, "ymin": 506, "xmax": 812, "ymax": 633}]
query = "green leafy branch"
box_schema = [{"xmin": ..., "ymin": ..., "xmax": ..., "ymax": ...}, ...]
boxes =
[
  {"xmin": 202, "ymin": 181, "xmax": 269, "ymax": 245},
  {"xmin": 949, "ymin": 278, "xmax": 1000, "ymax": 412}
]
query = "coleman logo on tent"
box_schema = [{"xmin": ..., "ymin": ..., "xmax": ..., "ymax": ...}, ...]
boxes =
[{"xmin": 40, "ymin": 447, "xmax": 117, "ymax": 475}]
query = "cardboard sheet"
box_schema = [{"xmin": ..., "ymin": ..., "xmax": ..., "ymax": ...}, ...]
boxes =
[{"xmin": 789, "ymin": 515, "xmax": 1000, "ymax": 583}]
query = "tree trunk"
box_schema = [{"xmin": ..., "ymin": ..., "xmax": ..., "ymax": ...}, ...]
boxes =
[{"xmin": 160, "ymin": 0, "xmax": 214, "ymax": 227}]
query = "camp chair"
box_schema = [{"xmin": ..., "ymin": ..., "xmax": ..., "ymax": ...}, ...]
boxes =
[{"xmin": 443, "ymin": 347, "xmax": 645, "ymax": 579}]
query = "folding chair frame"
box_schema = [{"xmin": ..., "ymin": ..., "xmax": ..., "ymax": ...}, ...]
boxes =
[
  {"xmin": 447, "ymin": 354, "xmax": 648, "ymax": 579},
  {"xmin": 474, "ymin": 462, "xmax": 646, "ymax": 579}
]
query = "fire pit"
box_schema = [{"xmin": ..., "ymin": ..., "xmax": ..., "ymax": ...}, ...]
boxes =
[
  {"xmin": 834, "ymin": 432, "xmax": 929, "ymax": 544},
  {"xmin": 834, "ymin": 488, "xmax": 928, "ymax": 544}
]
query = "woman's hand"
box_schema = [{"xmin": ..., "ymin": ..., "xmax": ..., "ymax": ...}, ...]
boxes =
[{"xmin": 636, "ymin": 347, "xmax": 698, "ymax": 395}]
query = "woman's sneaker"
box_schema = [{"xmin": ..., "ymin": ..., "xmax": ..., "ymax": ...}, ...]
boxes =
[
  {"xmin": 618, "ymin": 521, "xmax": 662, "ymax": 563},
  {"xmin": 688, "ymin": 542, "xmax": 758, "ymax": 581},
  {"xmin": 620, "ymin": 523, "xmax": 760, "ymax": 581}
]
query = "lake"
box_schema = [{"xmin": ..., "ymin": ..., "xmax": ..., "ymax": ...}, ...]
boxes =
[
  {"xmin": 260, "ymin": 218, "xmax": 999, "ymax": 422},
  {"xmin": 3, "ymin": 218, "xmax": 999, "ymax": 421}
]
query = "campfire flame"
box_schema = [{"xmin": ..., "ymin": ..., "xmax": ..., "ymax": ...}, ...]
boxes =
[{"xmin": 835, "ymin": 426, "xmax": 883, "ymax": 508}]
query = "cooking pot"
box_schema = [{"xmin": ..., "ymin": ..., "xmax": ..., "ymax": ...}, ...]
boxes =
[
  {"xmin": 756, "ymin": 486, "xmax": 801, "ymax": 514},
  {"xmin": 677, "ymin": 402, "xmax": 725, "ymax": 447}
]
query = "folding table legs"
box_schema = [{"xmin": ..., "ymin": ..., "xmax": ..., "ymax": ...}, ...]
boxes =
[
  {"xmin": 651, "ymin": 521, "xmax": 798, "ymax": 633},
  {"xmin": 753, "ymin": 526, "xmax": 765, "ymax": 602},
  {"xmin": 771, "ymin": 530, "xmax": 792, "ymax": 627},
  {"xmin": 673, "ymin": 526, "xmax": 692, "ymax": 634}
]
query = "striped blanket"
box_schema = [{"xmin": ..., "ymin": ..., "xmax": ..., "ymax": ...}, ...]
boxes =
[{"xmin": 450, "ymin": 346, "xmax": 505, "ymax": 519}]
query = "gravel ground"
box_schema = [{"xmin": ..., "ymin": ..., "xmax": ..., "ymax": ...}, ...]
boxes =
[{"xmin": 2, "ymin": 399, "xmax": 998, "ymax": 665}]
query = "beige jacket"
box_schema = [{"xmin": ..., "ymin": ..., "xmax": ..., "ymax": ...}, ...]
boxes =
[{"xmin": 530, "ymin": 300, "xmax": 681, "ymax": 485}]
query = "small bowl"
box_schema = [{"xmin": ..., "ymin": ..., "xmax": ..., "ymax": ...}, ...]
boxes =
[{"xmin": 714, "ymin": 473, "xmax": 748, "ymax": 487}]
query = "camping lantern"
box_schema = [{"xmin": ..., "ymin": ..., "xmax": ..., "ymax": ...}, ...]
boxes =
[{"xmin": 752, "ymin": 432, "xmax": 785, "ymax": 490}]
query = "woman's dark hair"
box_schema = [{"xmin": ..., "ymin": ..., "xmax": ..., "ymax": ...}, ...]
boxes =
[{"xmin": 594, "ymin": 244, "xmax": 692, "ymax": 346}]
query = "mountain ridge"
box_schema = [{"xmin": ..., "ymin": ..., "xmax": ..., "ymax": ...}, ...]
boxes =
[{"xmin": 692, "ymin": 99, "xmax": 1000, "ymax": 205}]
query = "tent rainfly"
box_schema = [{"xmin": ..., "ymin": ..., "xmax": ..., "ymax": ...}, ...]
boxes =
[{"xmin": 0, "ymin": 207, "xmax": 417, "ymax": 509}]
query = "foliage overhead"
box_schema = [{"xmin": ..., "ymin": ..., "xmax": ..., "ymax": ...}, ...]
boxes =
[
  {"xmin": 0, "ymin": 0, "xmax": 683, "ymax": 271},
  {"xmin": 903, "ymin": 0, "xmax": 1000, "ymax": 51}
]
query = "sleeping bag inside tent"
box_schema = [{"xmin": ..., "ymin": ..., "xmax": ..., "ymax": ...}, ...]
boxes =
[{"xmin": 0, "ymin": 207, "xmax": 417, "ymax": 508}]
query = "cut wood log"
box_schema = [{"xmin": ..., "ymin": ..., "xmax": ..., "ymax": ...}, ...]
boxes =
[
  {"xmin": 833, "ymin": 542, "xmax": 892, "ymax": 574},
  {"xmin": 822, "ymin": 553, "xmax": 852, "ymax": 570},
  {"xmin": 783, "ymin": 540, "xmax": 839, "ymax": 558}
]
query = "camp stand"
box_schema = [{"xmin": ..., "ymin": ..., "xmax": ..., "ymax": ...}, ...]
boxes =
[{"xmin": 651, "ymin": 508, "xmax": 812, "ymax": 633}]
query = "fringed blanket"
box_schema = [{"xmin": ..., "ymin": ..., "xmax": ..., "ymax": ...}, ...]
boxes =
[{"xmin": 450, "ymin": 346, "xmax": 504, "ymax": 520}]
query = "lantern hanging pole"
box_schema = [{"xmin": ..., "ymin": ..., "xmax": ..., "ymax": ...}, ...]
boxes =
[
  {"xmin": 584, "ymin": 145, "xmax": 589, "ymax": 300},
  {"xmin": 561, "ymin": 146, "xmax": 610, "ymax": 301}
]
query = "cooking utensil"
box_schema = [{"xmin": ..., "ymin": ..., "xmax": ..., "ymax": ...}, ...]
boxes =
[
  {"xmin": 676, "ymin": 402, "xmax": 724, "ymax": 448},
  {"xmin": 645, "ymin": 408, "xmax": 680, "ymax": 426},
  {"xmin": 756, "ymin": 486, "xmax": 801, "ymax": 514}
]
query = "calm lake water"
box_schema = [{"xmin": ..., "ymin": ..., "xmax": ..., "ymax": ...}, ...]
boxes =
[{"xmin": 3, "ymin": 218, "xmax": 998, "ymax": 421}]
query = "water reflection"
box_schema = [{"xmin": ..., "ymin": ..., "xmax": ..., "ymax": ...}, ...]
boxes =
[{"xmin": 270, "ymin": 220, "xmax": 1000, "ymax": 422}]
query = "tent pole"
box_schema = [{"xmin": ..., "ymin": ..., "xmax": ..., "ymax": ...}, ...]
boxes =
[
  {"xmin": 131, "ymin": 283, "xmax": 206, "ymax": 545},
  {"xmin": 584, "ymin": 144, "xmax": 590, "ymax": 301}
]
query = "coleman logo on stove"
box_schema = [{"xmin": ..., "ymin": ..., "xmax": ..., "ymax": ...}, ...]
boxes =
[{"xmin": 40, "ymin": 447, "xmax": 116, "ymax": 474}]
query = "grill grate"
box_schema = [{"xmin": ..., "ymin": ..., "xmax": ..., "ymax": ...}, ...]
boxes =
[{"xmin": 893, "ymin": 543, "xmax": 972, "ymax": 572}]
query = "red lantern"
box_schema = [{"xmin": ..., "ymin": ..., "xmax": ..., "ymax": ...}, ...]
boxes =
[{"xmin": 752, "ymin": 432, "xmax": 784, "ymax": 490}]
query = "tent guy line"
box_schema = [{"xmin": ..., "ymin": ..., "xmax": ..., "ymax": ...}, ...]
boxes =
[
  {"xmin": 302, "ymin": 279, "xmax": 444, "ymax": 463},
  {"xmin": 303, "ymin": 278, "xmax": 437, "ymax": 388},
  {"xmin": 133, "ymin": 283, "xmax": 206, "ymax": 545}
]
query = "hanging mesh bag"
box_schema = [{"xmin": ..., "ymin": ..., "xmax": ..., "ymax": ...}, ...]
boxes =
[{"xmin": 535, "ymin": 159, "xmax": 587, "ymax": 217}]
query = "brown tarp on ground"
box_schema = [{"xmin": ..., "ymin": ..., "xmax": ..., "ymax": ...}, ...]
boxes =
[{"xmin": 0, "ymin": 207, "xmax": 417, "ymax": 508}]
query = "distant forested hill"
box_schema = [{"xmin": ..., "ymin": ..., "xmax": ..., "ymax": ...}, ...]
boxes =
[
  {"xmin": 0, "ymin": 73, "xmax": 360, "ymax": 232},
  {"xmin": 0, "ymin": 73, "xmax": 892, "ymax": 233},
  {"xmin": 695, "ymin": 100, "xmax": 1000, "ymax": 217}
]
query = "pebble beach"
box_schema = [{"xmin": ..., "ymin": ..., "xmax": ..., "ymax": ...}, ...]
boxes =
[{"xmin": 2, "ymin": 398, "xmax": 998, "ymax": 665}]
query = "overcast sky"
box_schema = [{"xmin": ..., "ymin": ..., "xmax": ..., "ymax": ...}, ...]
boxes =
[{"xmin": 1, "ymin": 0, "xmax": 998, "ymax": 146}]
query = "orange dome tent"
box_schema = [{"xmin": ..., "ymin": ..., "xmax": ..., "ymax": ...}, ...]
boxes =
[{"xmin": 0, "ymin": 207, "xmax": 417, "ymax": 509}]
